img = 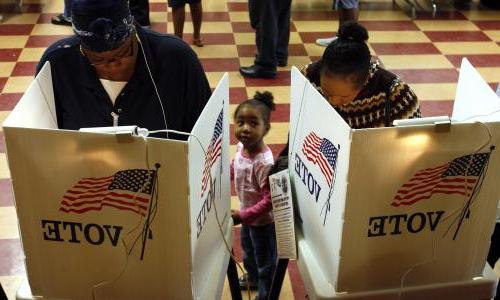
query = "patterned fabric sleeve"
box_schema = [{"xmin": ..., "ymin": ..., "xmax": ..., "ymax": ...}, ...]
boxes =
[{"xmin": 388, "ymin": 79, "xmax": 422, "ymax": 122}]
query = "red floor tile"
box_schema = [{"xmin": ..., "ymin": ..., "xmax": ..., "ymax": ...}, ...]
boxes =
[
  {"xmin": 25, "ymin": 35, "xmax": 69, "ymax": 48},
  {"xmin": 0, "ymin": 49, "xmax": 22, "ymax": 62},
  {"xmin": 182, "ymin": 33, "xmax": 235, "ymax": 45},
  {"xmin": 473, "ymin": 20, "xmax": 500, "ymax": 30},
  {"xmin": 299, "ymin": 32, "xmax": 336, "ymax": 43},
  {"xmin": 291, "ymin": 11, "xmax": 337, "ymax": 21},
  {"xmin": 231, "ymin": 22, "xmax": 254, "ymax": 33},
  {"xmin": 37, "ymin": 13, "xmax": 59, "ymax": 24},
  {"xmin": 244, "ymin": 71, "xmax": 291, "ymax": 87},
  {"xmin": 0, "ymin": 179, "xmax": 14, "ymax": 207},
  {"xmin": 230, "ymin": 125, "xmax": 236, "ymax": 144},
  {"xmin": 237, "ymin": 45, "xmax": 257, "ymax": 57},
  {"xmin": 0, "ymin": 24, "xmax": 33, "ymax": 36},
  {"xmin": 360, "ymin": 1, "xmax": 399, "ymax": 10},
  {"xmin": 150, "ymin": 2, "xmax": 167, "ymax": 12},
  {"xmin": 288, "ymin": 261, "xmax": 307, "ymax": 300},
  {"xmin": 166, "ymin": 12, "xmax": 230, "ymax": 22},
  {"xmin": 200, "ymin": 58, "xmax": 240, "ymax": 72},
  {"xmin": 230, "ymin": 87, "xmax": 248, "ymax": 105},
  {"xmin": 151, "ymin": 23, "xmax": 168, "ymax": 33},
  {"xmin": 11, "ymin": 62, "xmax": 37, "ymax": 77},
  {"xmin": 414, "ymin": 10, "xmax": 467, "ymax": 20},
  {"xmin": 446, "ymin": 54, "xmax": 500, "ymax": 68},
  {"xmin": 268, "ymin": 143, "xmax": 286, "ymax": 158},
  {"xmin": 420, "ymin": 100, "xmax": 454, "ymax": 117},
  {"xmin": 270, "ymin": 103, "xmax": 290, "ymax": 123},
  {"xmin": 0, "ymin": 93, "xmax": 21, "ymax": 111},
  {"xmin": 371, "ymin": 43, "xmax": 441, "ymax": 55},
  {"xmin": 0, "ymin": 239, "xmax": 25, "ymax": 276},
  {"xmin": 0, "ymin": 78, "xmax": 7, "ymax": 93},
  {"xmin": 226, "ymin": 2, "xmax": 248, "ymax": 11},
  {"xmin": 394, "ymin": 69, "xmax": 459, "ymax": 84},
  {"xmin": 424, "ymin": 31, "xmax": 491, "ymax": 42},
  {"xmin": 232, "ymin": 227, "xmax": 242, "ymax": 260},
  {"xmin": 236, "ymin": 44, "xmax": 307, "ymax": 57},
  {"xmin": 22, "ymin": 4, "xmax": 42, "ymax": 13},
  {"xmin": 361, "ymin": 21, "xmax": 419, "ymax": 31},
  {"xmin": 288, "ymin": 44, "xmax": 308, "ymax": 56}
]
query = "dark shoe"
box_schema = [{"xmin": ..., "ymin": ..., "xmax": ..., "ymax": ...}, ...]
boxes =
[
  {"xmin": 51, "ymin": 14, "xmax": 72, "ymax": 26},
  {"xmin": 239, "ymin": 274, "xmax": 258, "ymax": 290},
  {"xmin": 239, "ymin": 65, "xmax": 277, "ymax": 79}
]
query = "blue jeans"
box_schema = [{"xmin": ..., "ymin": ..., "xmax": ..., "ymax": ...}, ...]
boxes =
[{"xmin": 241, "ymin": 223, "xmax": 277, "ymax": 300}]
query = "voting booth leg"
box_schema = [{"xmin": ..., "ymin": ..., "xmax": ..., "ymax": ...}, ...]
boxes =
[
  {"xmin": 227, "ymin": 252, "xmax": 242, "ymax": 300},
  {"xmin": 268, "ymin": 258, "xmax": 289, "ymax": 300},
  {"xmin": 0, "ymin": 282, "xmax": 7, "ymax": 300}
]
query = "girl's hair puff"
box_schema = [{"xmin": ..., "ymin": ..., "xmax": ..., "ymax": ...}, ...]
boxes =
[{"xmin": 234, "ymin": 91, "xmax": 276, "ymax": 124}]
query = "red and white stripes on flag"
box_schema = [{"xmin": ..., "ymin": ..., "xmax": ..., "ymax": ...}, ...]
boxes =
[
  {"xmin": 391, "ymin": 153, "xmax": 490, "ymax": 207},
  {"xmin": 201, "ymin": 110, "xmax": 223, "ymax": 196},
  {"xmin": 301, "ymin": 132, "xmax": 339, "ymax": 187},
  {"xmin": 59, "ymin": 169, "xmax": 156, "ymax": 216}
]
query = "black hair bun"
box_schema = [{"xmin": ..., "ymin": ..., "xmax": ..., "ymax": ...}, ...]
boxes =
[
  {"xmin": 337, "ymin": 21, "xmax": 368, "ymax": 43},
  {"xmin": 253, "ymin": 91, "xmax": 276, "ymax": 111}
]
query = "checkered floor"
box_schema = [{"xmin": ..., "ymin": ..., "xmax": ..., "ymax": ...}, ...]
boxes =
[{"xmin": 0, "ymin": 0, "xmax": 499, "ymax": 299}]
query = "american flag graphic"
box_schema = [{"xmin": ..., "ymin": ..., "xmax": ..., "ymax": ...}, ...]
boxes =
[
  {"xmin": 201, "ymin": 110, "xmax": 223, "ymax": 196},
  {"xmin": 60, "ymin": 169, "xmax": 156, "ymax": 216},
  {"xmin": 302, "ymin": 132, "xmax": 339, "ymax": 186},
  {"xmin": 392, "ymin": 153, "xmax": 490, "ymax": 207}
]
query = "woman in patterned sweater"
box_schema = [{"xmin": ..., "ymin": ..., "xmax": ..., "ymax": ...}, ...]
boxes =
[
  {"xmin": 272, "ymin": 21, "xmax": 421, "ymax": 171},
  {"xmin": 302, "ymin": 21, "xmax": 421, "ymax": 128}
]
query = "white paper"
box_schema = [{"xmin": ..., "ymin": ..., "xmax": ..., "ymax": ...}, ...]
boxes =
[{"xmin": 270, "ymin": 169, "xmax": 297, "ymax": 260}]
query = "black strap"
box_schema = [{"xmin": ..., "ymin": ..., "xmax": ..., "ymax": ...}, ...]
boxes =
[{"xmin": 384, "ymin": 78, "xmax": 398, "ymax": 127}]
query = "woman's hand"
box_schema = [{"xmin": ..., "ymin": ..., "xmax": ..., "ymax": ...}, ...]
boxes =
[{"xmin": 231, "ymin": 209, "xmax": 242, "ymax": 225}]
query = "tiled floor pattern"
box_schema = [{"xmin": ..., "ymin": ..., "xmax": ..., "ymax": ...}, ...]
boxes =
[{"xmin": 0, "ymin": 0, "xmax": 499, "ymax": 299}]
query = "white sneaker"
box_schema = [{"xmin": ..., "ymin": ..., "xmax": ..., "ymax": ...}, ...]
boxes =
[{"xmin": 316, "ymin": 36, "xmax": 338, "ymax": 47}]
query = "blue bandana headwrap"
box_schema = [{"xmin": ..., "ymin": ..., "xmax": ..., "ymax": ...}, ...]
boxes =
[{"xmin": 72, "ymin": 0, "xmax": 134, "ymax": 52}]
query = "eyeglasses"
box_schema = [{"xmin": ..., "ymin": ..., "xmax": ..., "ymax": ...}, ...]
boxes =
[{"xmin": 80, "ymin": 38, "xmax": 134, "ymax": 66}]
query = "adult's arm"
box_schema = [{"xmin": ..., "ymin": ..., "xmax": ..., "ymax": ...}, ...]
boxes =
[{"xmin": 388, "ymin": 79, "xmax": 422, "ymax": 121}]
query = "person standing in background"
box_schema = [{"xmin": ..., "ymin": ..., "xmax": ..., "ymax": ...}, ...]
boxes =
[
  {"xmin": 239, "ymin": 0, "xmax": 292, "ymax": 79},
  {"xmin": 169, "ymin": 0, "xmax": 204, "ymax": 47},
  {"xmin": 316, "ymin": 0, "xmax": 359, "ymax": 47},
  {"xmin": 52, "ymin": 0, "xmax": 151, "ymax": 28},
  {"xmin": 129, "ymin": 0, "xmax": 151, "ymax": 28}
]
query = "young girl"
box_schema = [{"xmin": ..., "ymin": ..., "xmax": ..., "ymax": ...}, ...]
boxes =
[{"xmin": 231, "ymin": 91, "xmax": 277, "ymax": 300}]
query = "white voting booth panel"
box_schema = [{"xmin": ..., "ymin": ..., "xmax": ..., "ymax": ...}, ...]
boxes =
[
  {"xmin": 3, "ymin": 63, "xmax": 232, "ymax": 300},
  {"xmin": 289, "ymin": 59, "xmax": 500, "ymax": 298}
]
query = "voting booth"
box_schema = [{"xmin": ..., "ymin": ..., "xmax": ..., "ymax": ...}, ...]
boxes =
[
  {"xmin": 3, "ymin": 63, "xmax": 232, "ymax": 300},
  {"xmin": 288, "ymin": 59, "xmax": 500, "ymax": 299}
]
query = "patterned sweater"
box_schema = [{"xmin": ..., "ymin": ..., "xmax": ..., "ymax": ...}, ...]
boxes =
[{"xmin": 301, "ymin": 60, "xmax": 422, "ymax": 129}]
